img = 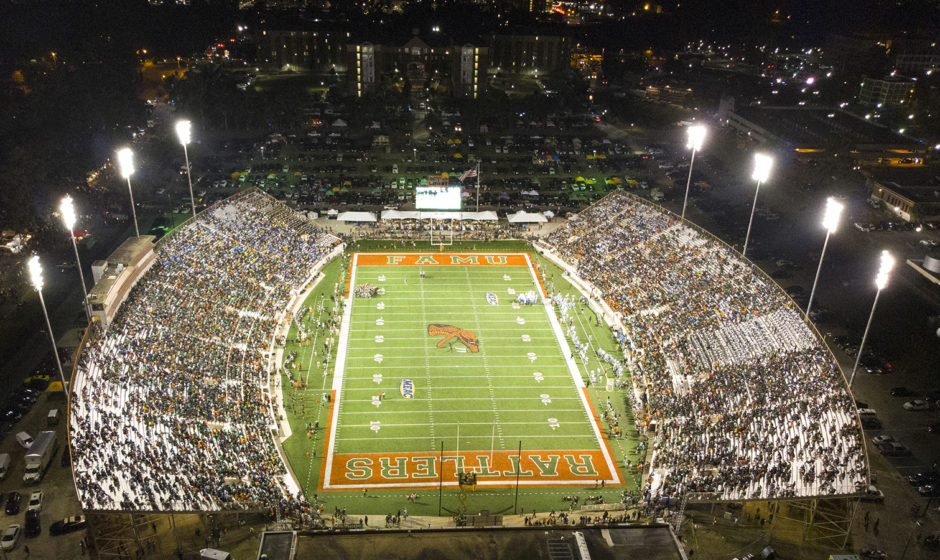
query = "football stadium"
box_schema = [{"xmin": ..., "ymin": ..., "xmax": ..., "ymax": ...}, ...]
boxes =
[{"xmin": 68, "ymin": 186, "xmax": 868, "ymax": 548}]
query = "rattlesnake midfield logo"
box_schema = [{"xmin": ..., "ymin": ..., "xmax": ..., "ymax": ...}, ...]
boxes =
[{"xmin": 427, "ymin": 324, "xmax": 479, "ymax": 353}]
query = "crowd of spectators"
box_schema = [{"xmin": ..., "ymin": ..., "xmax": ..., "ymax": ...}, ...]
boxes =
[
  {"xmin": 541, "ymin": 191, "xmax": 867, "ymax": 502},
  {"xmin": 70, "ymin": 191, "xmax": 338, "ymax": 512}
]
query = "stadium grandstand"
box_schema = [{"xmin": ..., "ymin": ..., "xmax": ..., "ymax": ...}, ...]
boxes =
[
  {"xmin": 68, "ymin": 187, "xmax": 867, "ymax": 524},
  {"xmin": 70, "ymin": 190, "xmax": 339, "ymax": 512},
  {"xmin": 538, "ymin": 191, "xmax": 868, "ymax": 505}
]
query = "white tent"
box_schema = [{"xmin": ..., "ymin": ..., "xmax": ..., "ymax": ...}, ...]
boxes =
[
  {"xmin": 542, "ymin": 210, "xmax": 555, "ymax": 218},
  {"xmin": 326, "ymin": 209, "xmax": 339, "ymax": 216},
  {"xmin": 332, "ymin": 119, "xmax": 348, "ymax": 128},
  {"xmin": 472, "ymin": 211, "xmax": 499, "ymax": 221},
  {"xmin": 337, "ymin": 211, "xmax": 377, "ymax": 222},
  {"xmin": 379, "ymin": 210, "xmax": 499, "ymax": 221},
  {"xmin": 508, "ymin": 211, "xmax": 547, "ymax": 223}
]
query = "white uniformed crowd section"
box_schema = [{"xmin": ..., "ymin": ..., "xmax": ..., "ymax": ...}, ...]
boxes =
[
  {"xmin": 71, "ymin": 191, "xmax": 338, "ymax": 512},
  {"xmin": 542, "ymin": 191, "xmax": 867, "ymax": 501}
]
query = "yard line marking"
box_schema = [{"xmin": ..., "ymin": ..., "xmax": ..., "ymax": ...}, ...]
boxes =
[
  {"xmin": 419, "ymin": 264, "xmax": 436, "ymax": 449},
  {"xmin": 465, "ymin": 267, "xmax": 505, "ymax": 451}
]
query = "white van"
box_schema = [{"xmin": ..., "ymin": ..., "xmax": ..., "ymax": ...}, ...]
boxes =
[
  {"xmin": 0, "ymin": 454, "xmax": 10, "ymax": 481},
  {"xmin": 16, "ymin": 432, "xmax": 33, "ymax": 450}
]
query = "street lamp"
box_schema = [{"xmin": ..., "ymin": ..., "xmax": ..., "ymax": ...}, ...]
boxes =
[
  {"xmin": 743, "ymin": 153, "xmax": 773, "ymax": 257},
  {"xmin": 681, "ymin": 124, "xmax": 706, "ymax": 219},
  {"xmin": 28, "ymin": 256, "xmax": 68, "ymax": 393},
  {"xmin": 116, "ymin": 147, "xmax": 140, "ymax": 237},
  {"xmin": 849, "ymin": 250, "xmax": 895, "ymax": 387},
  {"xmin": 806, "ymin": 197, "xmax": 844, "ymax": 317},
  {"xmin": 60, "ymin": 195, "xmax": 92, "ymax": 323},
  {"xmin": 176, "ymin": 119, "xmax": 197, "ymax": 219}
]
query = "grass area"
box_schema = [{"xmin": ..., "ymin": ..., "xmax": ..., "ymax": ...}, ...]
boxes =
[{"xmin": 278, "ymin": 241, "xmax": 645, "ymax": 516}]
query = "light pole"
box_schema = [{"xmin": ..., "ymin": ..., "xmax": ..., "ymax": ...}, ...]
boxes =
[
  {"xmin": 176, "ymin": 119, "xmax": 197, "ymax": 219},
  {"xmin": 116, "ymin": 147, "xmax": 140, "ymax": 237},
  {"xmin": 60, "ymin": 195, "xmax": 92, "ymax": 323},
  {"xmin": 743, "ymin": 153, "xmax": 773, "ymax": 257},
  {"xmin": 850, "ymin": 250, "xmax": 895, "ymax": 387},
  {"xmin": 806, "ymin": 197, "xmax": 844, "ymax": 317},
  {"xmin": 28, "ymin": 256, "xmax": 68, "ymax": 392},
  {"xmin": 681, "ymin": 125, "xmax": 706, "ymax": 219}
]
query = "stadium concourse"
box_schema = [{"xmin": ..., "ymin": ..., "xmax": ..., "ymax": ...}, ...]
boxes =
[
  {"xmin": 540, "ymin": 191, "xmax": 868, "ymax": 504},
  {"xmin": 70, "ymin": 190, "xmax": 339, "ymax": 513}
]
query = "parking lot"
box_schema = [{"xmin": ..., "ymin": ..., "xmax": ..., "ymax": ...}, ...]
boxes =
[{"xmin": 0, "ymin": 386, "xmax": 86, "ymax": 558}]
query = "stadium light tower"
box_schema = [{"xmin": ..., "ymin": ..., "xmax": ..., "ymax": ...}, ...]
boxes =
[
  {"xmin": 60, "ymin": 195, "xmax": 92, "ymax": 323},
  {"xmin": 849, "ymin": 250, "xmax": 894, "ymax": 387},
  {"xmin": 743, "ymin": 153, "xmax": 773, "ymax": 257},
  {"xmin": 28, "ymin": 256, "xmax": 68, "ymax": 392},
  {"xmin": 116, "ymin": 147, "xmax": 140, "ymax": 237},
  {"xmin": 681, "ymin": 124, "xmax": 706, "ymax": 219},
  {"xmin": 806, "ymin": 197, "xmax": 844, "ymax": 317},
  {"xmin": 176, "ymin": 119, "xmax": 197, "ymax": 219}
]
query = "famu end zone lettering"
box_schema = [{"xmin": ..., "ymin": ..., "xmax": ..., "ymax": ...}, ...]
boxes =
[
  {"xmin": 356, "ymin": 253, "xmax": 530, "ymax": 267},
  {"xmin": 326, "ymin": 450, "xmax": 618, "ymax": 489}
]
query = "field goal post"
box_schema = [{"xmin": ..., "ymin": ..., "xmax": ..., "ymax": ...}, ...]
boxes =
[{"xmin": 427, "ymin": 174, "xmax": 455, "ymax": 246}]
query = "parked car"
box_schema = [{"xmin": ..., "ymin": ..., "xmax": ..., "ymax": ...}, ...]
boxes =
[
  {"xmin": 860, "ymin": 484, "xmax": 884, "ymax": 502},
  {"xmin": 907, "ymin": 472, "xmax": 939, "ymax": 486},
  {"xmin": 4, "ymin": 493, "xmax": 20, "ymax": 515},
  {"xmin": 49, "ymin": 515, "xmax": 86, "ymax": 536},
  {"xmin": 0, "ymin": 524, "xmax": 20, "ymax": 551},
  {"xmin": 861, "ymin": 416, "xmax": 882, "ymax": 429},
  {"xmin": 871, "ymin": 434, "xmax": 895, "ymax": 446},
  {"xmin": 24, "ymin": 510, "xmax": 39, "ymax": 538},
  {"xmin": 927, "ymin": 422, "xmax": 940, "ymax": 433},
  {"xmin": 890, "ymin": 387, "xmax": 913, "ymax": 397},
  {"xmin": 918, "ymin": 484, "xmax": 940, "ymax": 497},
  {"xmin": 878, "ymin": 441, "xmax": 911, "ymax": 456},
  {"xmin": 26, "ymin": 491, "xmax": 42, "ymax": 513},
  {"xmin": 904, "ymin": 400, "xmax": 930, "ymax": 411}
]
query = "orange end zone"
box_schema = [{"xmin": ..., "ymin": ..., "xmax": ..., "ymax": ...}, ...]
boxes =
[
  {"xmin": 322, "ymin": 449, "xmax": 618, "ymax": 490},
  {"xmin": 346, "ymin": 252, "xmax": 536, "ymax": 298}
]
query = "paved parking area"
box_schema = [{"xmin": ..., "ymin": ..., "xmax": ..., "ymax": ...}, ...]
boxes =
[{"xmin": 0, "ymin": 390, "xmax": 86, "ymax": 558}]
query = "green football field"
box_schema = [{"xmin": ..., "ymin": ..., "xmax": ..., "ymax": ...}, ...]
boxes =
[{"xmin": 320, "ymin": 252, "xmax": 622, "ymax": 491}]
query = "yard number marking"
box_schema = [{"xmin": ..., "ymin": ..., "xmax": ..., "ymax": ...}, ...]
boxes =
[
  {"xmin": 547, "ymin": 418, "xmax": 560, "ymax": 430},
  {"xmin": 532, "ymin": 371, "xmax": 544, "ymax": 383},
  {"xmin": 540, "ymin": 394, "xmax": 552, "ymax": 405}
]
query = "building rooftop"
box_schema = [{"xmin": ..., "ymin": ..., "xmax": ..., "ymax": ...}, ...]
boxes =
[
  {"xmin": 733, "ymin": 107, "xmax": 917, "ymax": 149},
  {"xmin": 88, "ymin": 236, "xmax": 155, "ymax": 303}
]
